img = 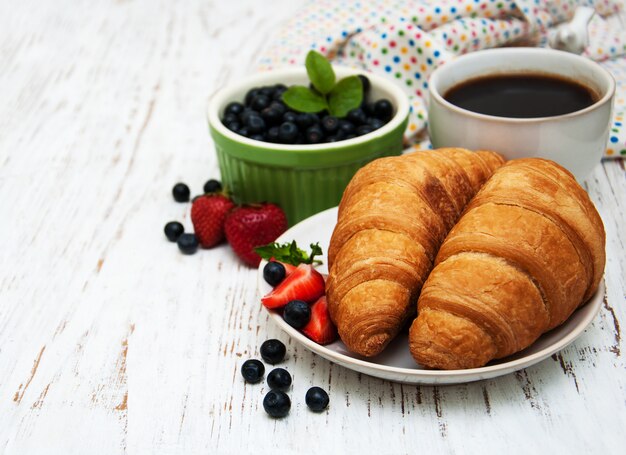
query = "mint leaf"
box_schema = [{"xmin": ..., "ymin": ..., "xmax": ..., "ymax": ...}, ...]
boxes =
[
  {"xmin": 282, "ymin": 86, "xmax": 328, "ymax": 113},
  {"xmin": 255, "ymin": 241, "xmax": 324, "ymax": 266},
  {"xmin": 305, "ymin": 50, "xmax": 336, "ymax": 95},
  {"xmin": 327, "ymin": 76, "xmax": 363, "ymax": 118}
]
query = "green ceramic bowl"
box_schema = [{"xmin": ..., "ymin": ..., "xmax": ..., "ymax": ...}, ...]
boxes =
[{"xmin": 207, "ymin": 67, "xmax": 410, "ymax": 225}]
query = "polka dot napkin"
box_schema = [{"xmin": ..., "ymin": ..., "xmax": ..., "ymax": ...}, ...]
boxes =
[{"xmin": 257, "ymin": 0, "xmax": 626, "ymax": 158}]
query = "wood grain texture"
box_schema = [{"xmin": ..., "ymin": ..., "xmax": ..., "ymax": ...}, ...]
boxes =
[{"xmin": 0, "ymin": 1, "xmax": 624, "ymax": 453}]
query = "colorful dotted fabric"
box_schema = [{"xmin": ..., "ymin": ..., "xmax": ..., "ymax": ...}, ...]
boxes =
[{"xmin": 257, "ymin": 0, "xmax": 626, "ymax": 158}]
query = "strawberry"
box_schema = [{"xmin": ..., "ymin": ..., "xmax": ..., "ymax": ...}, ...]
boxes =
[
  {"xmin": 261, "ymin": 263, "xmax": 325, "ymax": 309},
  {"xmin": 191, "ymin": 194, "xmax": 235, "ymax": 248},
  {"xmin": 302, "ymin": 296, "xmax": 338, "ymax": 345},
  {"xmin": 224, "ymin": 203, "xmax": 287, "ymax": 267}
]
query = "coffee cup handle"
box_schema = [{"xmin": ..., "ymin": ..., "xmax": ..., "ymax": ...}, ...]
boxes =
[{"xmin": 548, "ymin": 6, "xmax": 595, "ymax": 55}]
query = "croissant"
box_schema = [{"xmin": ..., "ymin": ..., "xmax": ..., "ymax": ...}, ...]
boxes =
[
  {"xmin": 326, "ymin": 148, "xmax": 505, "ymax": 357},
  {"xmin": 409, "ymin": 158, "xmax": 605, "ymax": 369}
]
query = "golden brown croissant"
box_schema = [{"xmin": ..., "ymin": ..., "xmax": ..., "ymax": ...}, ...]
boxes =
[
  {"xmin": 409, "ymin": 158, "xmax": 605, "ymax": 369},
  {"xmin": 326, "ymin": 148, "xmax": 505, "ymax": 357}
]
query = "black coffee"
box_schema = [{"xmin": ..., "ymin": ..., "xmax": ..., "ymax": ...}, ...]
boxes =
[{"xmin": 443, "ymin": 73, "xmax": 597, "ymax": 118}]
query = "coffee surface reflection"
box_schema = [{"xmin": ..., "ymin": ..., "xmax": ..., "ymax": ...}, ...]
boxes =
[{"xmin": 444, "ymin": 74, "xmax": 597, "ymax": 118}]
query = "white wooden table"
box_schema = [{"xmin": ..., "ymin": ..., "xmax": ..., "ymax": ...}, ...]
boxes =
[{"xmin": 1, "ymin": 1, "xmax": 624, "ymax": 453}]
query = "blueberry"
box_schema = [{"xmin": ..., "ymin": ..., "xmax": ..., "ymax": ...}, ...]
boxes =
[
  {"xmin": 172, "ymin": 183, "xmax": 190, "ymax": 202},
  {"xmin": 263, "ymin": 261, "xmax": 286, "ymax": 286},
  {"xmin": 269, "ymin": 101, "xmax": 287, "ymax": 116},
  {"xmin": 278, "ymin": 122, "xmax": 299, "ymax": 144},
  {"xmin": 239, "ymin": 108, "xmax": 257, "ymax": 124},
  {"xmin": 267, "ymin": 368, "xmax": 292, "ymax": 391},
  {"xmin": 260, "ymin": 339, "xmax": 286, "ymax": 364},
  {"xmin": 251, "ymin": 95, "xmax": 271, "ymax": 111},
  {"xmin": 321, "ymin": 115, "xmax": 339, "ymax": 134},
  {"xmin": 261, "ymin": 107, "xmax": 282, "ymax": 126},
  {"xmin": 305, "ymin": 125, "xmax": 324, "ymax": 144},
  {"xmin": 338, "ymin": 119, "xmax": 356, "ymax": 135},
  {"xmin": 283, "ymin": 300, "xmax": 311, "ymax": 328},
  {"xmin": 241, "ymin": 359, "xmax": 265, "ymax": 383},
  {"xmin": 203, "ymin": 179, "xmax": 222, "ymax": 194},
  {"xmin": 358, "ymin": 74, "xmax": 371, "ymax": 94},
  {"xmin": 367, "ymin": 117, "xmax": 385, "ymax": 130},
  {"xmin": 177, "ymin": 233, "xmax": 199, "ymax": 254},
  {"xmin": 373, "ymin": 99, "xmax": 394, "ymax": 122},
  {"xmin": 347, "ymin": 108, "xmax": 367, "ymax": 125},
  {"xmin": 245, "ymin": 88, "xmax": 260, "ymax": 106},
  {"xmin": 225, "ymin": 121, "xmax": 241, "ymax": 132},
  {"xmin": 356, "ymin": 124, "xmax": 375, "ymax": 136},
  {"xmin": 273, "ymin": 85, "xmax": 287, "ymax": 100},
  {"xmin": 225, "ymin": 102, "xmax": 245, "ymax": 117},
  {"xmin": 249, "ymin": 133, "xmax": 265, "ymax": 141},
  {"xmin": 222, "ymin": 113, "xmax": 238, "ymax": 125},
  {"xmin": 267, "ymin": 126, "xmax": 280, "ymax": 142},
  {"xmin": 363, "ymin": 102, "xmax": 376, "ymax": 116},
  {"xmin": 259, "ymin": 86, "xmax": 275, "ymax": 98},
  {"xmin": 237, "ymin": 126, "xmax": 250, "ymax": 137},
  {"xmin": 263, "ymin": 390, "xmax": 291, "ymax": 418},
  {"xmin": 283, "ymin": 111, "xmax": 298, "ymax": 123},
  {"xmin": 305, "ymin": 386, "xmax": 329, "ymax": 412},
  {"xmin": 296, "ymin": 113, "xmax": 318, "ymax": 129},
  {"xmin": 246, "ymin": 115, "xmax": 266, "ymax": 134},
  {"xmin": 164, "ymin": 221, "xmax": 184, "ymax": 242}
]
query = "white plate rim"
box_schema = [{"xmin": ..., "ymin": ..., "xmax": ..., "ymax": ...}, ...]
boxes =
[{"xmin": 257, "ymin": 207, "xmax": 605, "ymax": 384}]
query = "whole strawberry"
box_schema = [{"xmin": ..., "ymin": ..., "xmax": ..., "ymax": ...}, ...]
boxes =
[
  {"xmin": 191, "ymin": 194, "xmax": 235, "ymax": 248},
  {"xmin": 225, "ymin": 203, "xmax": 287, "ymax": 267}
]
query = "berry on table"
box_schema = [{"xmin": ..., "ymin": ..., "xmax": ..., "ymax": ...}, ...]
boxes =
[
  {"xmin": 263, "ymin": 390, "xmax": 291, "ymax": 418},
  {"xmin": 263, "ymin": 261, "xmax": 286, "ymax": 286},
  {"xmin": 224, "ymin": 203, "xmax": 288, "ymax": 267},
  {"xmin": 172, "ymin": 183, "xmax": 190, "ymax": 202},
  {"xmin": 267, "ymin": 368, "xmax": 292, "ymax": 391},
  {"xmin": 260, "ymin": 339, "xmax": 286, "ymax": 364},
  {"xmin": 241, "ymin": 359, "xmax": 265, "ymax": 383},
  {"xmin": 203, "ymin": 179, "xmax": 222, "ymax": 194},
  {"xmin": 305, "ymin": 386, "xmax": 329, "ymax": 412},
  {"xmin": 177, "ymin": 233, "xmax": 199, "ymax": 255},
  {"xmin": 191, "ymin": 194, "xmax": 235, "ymax": 248},
  {"xmin": 283, "ymin": 300, "xmax": 311, "ymax": 329},
  {"xmin": 164, "ymin": 221, "xmax": 184, "ymax": 242}
]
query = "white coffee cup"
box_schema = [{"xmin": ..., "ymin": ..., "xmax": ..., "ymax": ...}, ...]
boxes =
[{"xmin": 428, "ymin": 48, "xmax": 615, "ymax": 182}]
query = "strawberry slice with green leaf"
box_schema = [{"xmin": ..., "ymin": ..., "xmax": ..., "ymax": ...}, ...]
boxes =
[
  {"xmin": 261, "ymin": 263, "xmax": 325, "ymax": 309},
  {"xmin": 302, "ymin": 296, "xmax": 337, "ymax": 345}
]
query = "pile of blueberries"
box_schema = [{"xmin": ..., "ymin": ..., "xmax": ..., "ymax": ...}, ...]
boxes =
[
  {"xmin": 241, "ymin": 339, "xmax": 329, "ymax": 418},
  {"xmin": 221, "ymin": 75, "xmax": 395, "ymax": 144}
]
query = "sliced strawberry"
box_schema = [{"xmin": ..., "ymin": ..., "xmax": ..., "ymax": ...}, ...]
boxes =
[
  {"xmin": 261, "ymin": 264, "xmax": 325, "ymax": 309},
  {"xmin": 302, "ymin": 296, "xmax": 338, "ymax": 345},
  {"xmin": 270, "ymin": 257, "xmax": 296, "ymax": 276}
]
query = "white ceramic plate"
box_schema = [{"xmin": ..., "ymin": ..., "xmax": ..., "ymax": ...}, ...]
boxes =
[{"xmin": 257, "ymin": 207, "xmax": 604, "ymax": 385}]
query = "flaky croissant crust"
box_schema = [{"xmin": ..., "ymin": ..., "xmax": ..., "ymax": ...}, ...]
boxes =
[
  {"xmin": 409, "ymin": 158, "xmax": 605, "ymax": 370},
  {"xmin": 326, "ymin": 148, "xmax": 505, "ymax": 357}
]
